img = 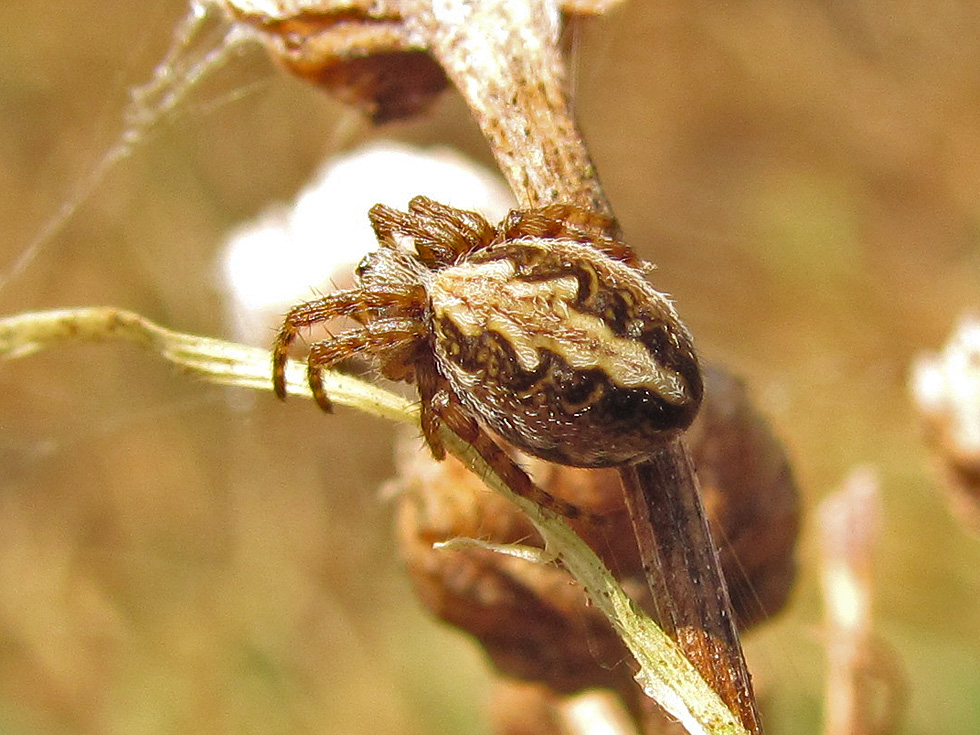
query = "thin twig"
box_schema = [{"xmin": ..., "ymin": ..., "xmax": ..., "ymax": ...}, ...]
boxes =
[
  {"xmin": 404, "ymin": 0, "xmax": 613, "ymax": 219},
  {"xmin": 0, "ymin": 307, "xmax": 414, "ymax": 423}
]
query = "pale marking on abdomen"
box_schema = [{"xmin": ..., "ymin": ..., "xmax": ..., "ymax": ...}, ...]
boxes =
[{"xmin": 430, "ymin": 259, "xmax": 691, "ymax": 405}]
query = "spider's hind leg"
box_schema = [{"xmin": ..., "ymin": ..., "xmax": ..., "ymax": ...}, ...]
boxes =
[{"xmin": 426, "ymin": 385, "xmax": 602, "ymax": 524}]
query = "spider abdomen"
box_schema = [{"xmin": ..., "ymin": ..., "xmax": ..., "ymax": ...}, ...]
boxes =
[{"xmin": 429, "ymin": 238, "xmax": 703, "ymax": 467}]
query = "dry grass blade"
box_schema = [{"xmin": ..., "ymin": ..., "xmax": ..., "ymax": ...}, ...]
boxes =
[{"xmin": 0, "ymin": 306, "xmax": 415, "ymax": 423}]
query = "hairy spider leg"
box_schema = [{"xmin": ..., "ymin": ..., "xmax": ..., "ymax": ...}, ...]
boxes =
[
  {"xmin": 305, "ymin": 317, "xmax": 426, "ymax": 411},
  {"xmin": 369, "ymin": 199, "xmax": 493, "ymax": 268},
  {"xmin": 429, "ymin": 387, "xmax": 602, "ymax": 523},
  {"xmin": 414, "ymin": 352, "xmax": 449, "ymax": 459},
  {"xmin": 368, "ymin": 204, "xmax": 448, "ymax": 266},
  {"xmin": 407, "ymin": 196, "xmax": 495, "ymax": 255},
  {"xmin": 500, "ymin": 205, "xmax": 637, "ymax": 265},
  {"xmin": 469, "ymin": 429, "xmax": 596, "ymax": 522},
  {"xmin": 501, "ymin": 203, "xmax": 614, "ymax": 241},
  {"xmin": 369, "ymin": 204, "xmax": 457, "ymax": 268},
  {"xmin": 273, "ymin": 289, "xmax": 416, "ymax": 400}
]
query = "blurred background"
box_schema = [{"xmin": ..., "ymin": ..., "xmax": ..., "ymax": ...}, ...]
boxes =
[{"xmin": 1, "ymin": 1, "xmax": 979, "ymax": 733}]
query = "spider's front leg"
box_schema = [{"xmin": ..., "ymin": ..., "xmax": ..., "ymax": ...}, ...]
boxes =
[
  {"xmin": 305, "ymin": 318, "xmax": 425, "ymax": 410},
  {"xmin": 369, "ymin": 197, "xmax": 495, "ymax": 268},
  {"xmin": 272, "ymin": 289, "xmax": 422, "ymax": 406}
]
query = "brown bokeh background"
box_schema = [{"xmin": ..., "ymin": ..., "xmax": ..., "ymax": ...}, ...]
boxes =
[{"xmin": 1, "ymin": 1, "xmax": 979, "ymax": 733}]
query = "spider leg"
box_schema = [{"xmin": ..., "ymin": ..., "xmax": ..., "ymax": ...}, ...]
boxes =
[
  {"xmin": 429, "ymin": 389, "xmax": 601, "ymax": 523},
  {"xmin": 305, "ymin": 317, "xmax": 425, "ymax": 411},
  {"xmin": 369, "ymin": 199, "xmax": 494, "ymax": 268},
  {"xmin": 501, "ymin": 205, "xmax": 638, "ymax": 265},
  {"xmin": 408, "ymin": 196, "xmax": 495, "ymax": 257},
  {"xmin": 501, "ymin": 204, "xmax": 616, "ymax": 240},
  {"xmin": 369, "ymin": 203, "xmax": 455, "ymax": 267},
  {"xmin": 368, "ymin": 204, "xmax": 429, "ymax": 248},
  {"xmin": 273, "ymin": 289, "xmax": 412, "ymax": 400},
  {"xmin": 414, "ymin": 352, "xmax": 447, "ymax": 459}
]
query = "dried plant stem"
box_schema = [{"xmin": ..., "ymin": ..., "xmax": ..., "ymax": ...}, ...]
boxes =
[
  {"xmin": 818, "ymin": 468, "xmax": 905, "ymax": 735},
  {"xmin": 0, "ymin": 306, "xmax": 747, "ymax": 735},
  {"xmin": 223, "ymin": 0, "xmax": 611, "ymax": 214},
  {"xmin": 622, "ymin": 449, "xmax": 762, "ymax": 734},
  {"xmin": 445, "ymin": 437, "xmax": 749, "ymax": 735},
  {"xmin": 404, "ymin": 0, "xmax": 612, "ymax": 219},
  {"xmin": 0, "ymin": 307, "xmax": 414, "ymax": 422}
]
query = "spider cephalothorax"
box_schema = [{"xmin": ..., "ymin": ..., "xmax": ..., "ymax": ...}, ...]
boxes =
[{"xmin": 273, "ymin": 196, "xmax": 702, "ymax": 513}]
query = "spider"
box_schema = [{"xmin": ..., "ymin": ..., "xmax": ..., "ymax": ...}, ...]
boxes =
[{"xmin": 272, "ymin": 196, "xmax": 703, "ymax": 519}]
